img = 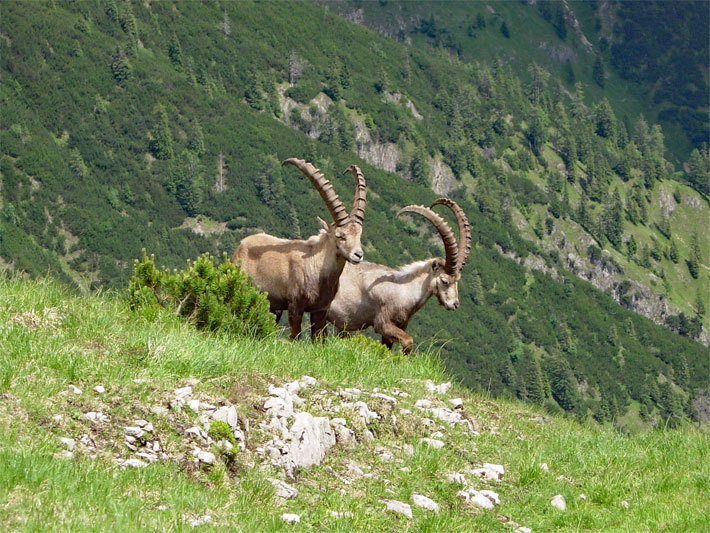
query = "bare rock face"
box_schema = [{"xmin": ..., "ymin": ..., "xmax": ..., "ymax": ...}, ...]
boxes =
[{"xmin": 265, "ymin": 412, "xmax": 336, "ymax": 478}]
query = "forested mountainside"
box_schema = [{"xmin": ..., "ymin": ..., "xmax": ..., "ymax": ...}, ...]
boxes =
[
  {"xmin": 317, "ymin": 0, "xmax": 710, "ymax": 164},
  {"xmin": 1, "ymin": 0, "xmax": 708, "ymax": 428}
]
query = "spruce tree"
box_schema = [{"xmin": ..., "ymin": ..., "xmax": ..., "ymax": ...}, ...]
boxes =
[
  {"xmin": 169, "ymin": 33, "xmax": 183, "ymax": 72},
  {"xmin": 110, "ymin": 46, "xmax": 132, "ymax": 86},
  {"xmin": 149, "ymin": 105, "xmax": 174, "ymax": 160}
]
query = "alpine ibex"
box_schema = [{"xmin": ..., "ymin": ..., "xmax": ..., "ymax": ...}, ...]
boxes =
[
  {"xmin": 233, "ymin": 158, "xmax": 367, "ymax": 341},
  {"xmin": 327, "ymin": 198, "xmax": 471, "ymax": 354}
]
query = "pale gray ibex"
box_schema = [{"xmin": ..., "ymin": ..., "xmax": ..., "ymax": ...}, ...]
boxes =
[
  {"xmin": 233, "ymin": 158, "xmax": 367, "ymax": 341},
  {"xmin": 327, "ymin": 198, "xmax": 471, "ymax": 354}
]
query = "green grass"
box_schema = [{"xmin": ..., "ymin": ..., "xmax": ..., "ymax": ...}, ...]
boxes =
[{"xmin": 1, "ymin": 276, "xmax": 709, "ymax": 531}]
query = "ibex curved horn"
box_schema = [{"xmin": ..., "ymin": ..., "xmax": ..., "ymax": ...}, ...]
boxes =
[
  {"xmin": 431, "ymin": 198, "xmax": 471, "ymax": 271},
  {"xmin": 344, "ymin": 164, "xmax": 367, "ymax": 225},
  {"xmin": 282, "ymin": 158, "xmax": 348, "ymax": 226},
  {"xmin": 397, "ymin": 205, "xmax": 458, "ymax": 275}
]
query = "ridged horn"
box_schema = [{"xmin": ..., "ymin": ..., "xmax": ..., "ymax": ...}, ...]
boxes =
[
  {"xmin": 431, "ymin": 198, "xmax": 471, "ymax": 271},
  {"xmin": 282, "ymin": 158, "xmax": 348, "ymax": 226},
  {"xmin": 397, "ymin": 205, "xmax": 458, "ymax": 275},
  {"xmin": 344, "ymin": 164, "xmax": 367, "ymax": 225}
]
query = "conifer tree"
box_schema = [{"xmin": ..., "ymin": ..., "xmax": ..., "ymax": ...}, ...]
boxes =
[
  {"xmin": 169, "ymin": 33, "xmax": 183, "ymax": 72},
  {"xmin": 688, "ymin": 233, "xmax": 701, "ymax": 279},
  {"xmin": 110, "ymin": 46, "xmax": 132, "ymax": 86},
  {"xmin": 669, "ymin": 239, "xmax": 679, "ymax": 263},
  {"xmin": 149, "ymin": 106, "xmax": 174, "ymax": 160},
  {"xmin": 592, "ymin": 55, "xmax": 605, "ymax": 87},
  {"xmin": 594, "ymin": 98, "xmax": 616, "ymax": 139},
  {"xmin": 470, "ymin": 270, "xmax": 484, "ymax": 305}
]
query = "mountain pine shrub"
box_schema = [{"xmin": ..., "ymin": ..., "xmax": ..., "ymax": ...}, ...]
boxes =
[{"xmin": 128, "ymin": 250, "xmax": 276, "ymax": 339}]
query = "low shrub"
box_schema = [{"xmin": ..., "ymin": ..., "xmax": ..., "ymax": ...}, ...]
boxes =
[{"xmin": 128, "ymin": 250, "xmax": 276, "ymax": 339}]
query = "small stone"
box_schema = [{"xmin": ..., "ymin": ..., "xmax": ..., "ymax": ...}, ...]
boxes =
[
  {"xmin": 540, "ymin": 463, "xmax": 549, "ymax": 471},
  {"xmin": 134, "ymin": 419, "xmax": 149, "ymax": 427},
  {"xmin": 93, "ymin": 385, "xmax": 105, "ymax": 394},
  {"xmin": 551, "ymin": 494, "xmax": 566, "ymax": 511},
  {"xmin": 327, "ymin": 511, "xmax": 354, "ymax": 518},
  {"xmin": 375, "ymin": 447, "xmax": 393, "ymax": 462},
  {"xmin": 403, "ymin": 444, "xmax": 414, "ymax": 456},
  {"xmin": 125, "ymin": 435, "xmax": 137, "ymax": 444},
  {"xmin": 68, "ymin": 384, "xmax": 82, "ymax": 395},
  {"xmin": 346, "ymin": 461, "xmax": 365, "ymax": 478},
  {"xmin": 143, "ymin": 423, "xmax": 154, "ymax": 433},
  {"xmin": 621, "ymin": 500, "xmax": 629, "ymax": 509},
  {"xmin": 412, "ymin": 494, "xmax": 439, "ymax": 512},
  {"xmin": 479, "ymin": 489, "xmax": 500, "ymax": 505},
  {"xmin": 174, "ymin": 386, "xmax": 192, "ymax": 400},
  {"xmin": 449, "ymin": 398, "xmax": 463, "ymax": 409},
  {"xmin": 187, "ymin": 399, "xmax": 200, "ymax": 412},
  {"xmin": 270, "ymin": 479, "xmax": 298, "ymax": 500},
  {"xmin": 281, "ymin": 513, "xmax": 300, "ymax": 524},
  {"xmin": 372, "ymin": 393, "xmax": 397, "ymax": 405},
  {"xmin": 579, "ymin": 494, "xmax": 587, "ymax": 501},
  {"xmin": 133, "ymin": 378, "xmax": 148, "ymax": 384},
  {"xmin": 157, "ymin": 505, "xmax": 168, "ymax": 511},
  {"xmin": 470, "ymin": 491, "xmax": 495, "ymax": 510},
  {"xmin": 120, "ymin": 458, "xmax": 148, "ymax": 468},
  {"xmin": 188, "ymin": 515, "xmax": 212, "ymax": 527},
  {"xmin": 212, "ymin": 406, "xmax": 238, "ymax": 429},
  {"xmin": 399, "ymin": 408, "xmax": 412, "ymax": 416},
  {"xmin": 124, "ymin": 427, "xmax": 145, "ymax": 439},
  {"xmin": 515, "ymin": 527, "xmax": 532, "ymax": 533},
  {"xmin": 426, "ymin": 381, "xmax": 451, "ymax": 395},
  {"xmin": 300, "ymin": 375, "xmax": 316, "ymax": 386},
  {"xmin": 415, "ymin": 399, "xmax": 432, "ymax": 409},
  {"xmin": 382, "ymin": 499, "xmax": 413, "ymax": 519},
  {"xmin": 84, "ymin": 411, "xmax": 110, "ymax": 424},
  {"xmin": 340, "ymin": 388, "xmax": 361, "ymax": 400},
  {"xmin": 331, "ymin": 418, "xmax": 347, "ymax": 426},
  {"xmin": 52, "ymin": 414, "xmax": 64, "ymax": 422},
  {"xmin": 420, "ymin": 437, "xmax": 445, "ymax": 449},
  {"xmin": 59, "ymin": 437, "xmax": 75, "ymax": 451},
  {"xmin": 192, "ymin": 448, "xmax": 215, "ymax": 465},
  {"xmin": 430, "ymin": 431, "xmax": 444, "ymax": 438},
  {"xmin": 153, "ymin": 441, "xmax": 160, "ymax": 452}
]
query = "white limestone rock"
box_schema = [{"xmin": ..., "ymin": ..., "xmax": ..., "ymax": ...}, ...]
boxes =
[
  {"xmin": 449, "ymin": 398, "xmax": 463, "ymax": 409},
  {"xmin": 281, "ymin": 513, "xmax": 300, "ymax": 524},
  {"xmin": 420, "ymin": 437, "xmax": 445, "ymax": 449},
  {"xmin": 93, "ymin": 385, "xmax": 105, "ymax": 394},
  {"xmin": 59, "ymin": 437, "xmax": 75, "ymax": 451},
  {"xmin": 68, "ymin": 384, "xmax": 83, "ymax": 395},
  {"xmin": 83, "ymin": 411, "xmax": 110, "ymax": 424},
  {"xmin": 551, "ymin": 494, "xmax": 566, "ymax": 511},
  {"xmin": 212, "ymin": 405, "xmax": 238, "ymax": 429},
  {"xmin": 192, "ymin": 448, "xmax": 216, "ymax": 465},
  {"xmin": 270, "ymin": 479, "xmax": 298, "ymax": 500},
  {"xmin": 412, "ymin": 494, "xmax": 439, "ymax": 513},
  {"xmin": 471, "ymin": 463, "xmax": 504, "ymax": 482},
  {"xmin": 425, "ymin": 381, "xmax": 451, "ymax": 395},
  {"xmin": 382, "ymin": 499, "xmax": 413, "ymax": 519}
]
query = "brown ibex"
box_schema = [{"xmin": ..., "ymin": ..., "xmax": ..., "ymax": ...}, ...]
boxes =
[
  {"xmin": 327, "ymin": 198, "xmax": 470, "ymax": 354},
  {"xmin": 233, "ymin": 158, "xmax": 367, "ymax": 341}
]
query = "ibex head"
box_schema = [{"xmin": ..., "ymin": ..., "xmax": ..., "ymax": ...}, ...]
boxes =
[
  {"xmin": 397, "ymin": 198, "xmax": 471, "ymax": 310},
  {"xmin": 282, "ymin": 159, "xmax": 367, "ymax": 264}
]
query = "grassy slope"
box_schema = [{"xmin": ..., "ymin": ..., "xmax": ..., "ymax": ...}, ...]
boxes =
[{"xmin": 1, "ymin": 276, "xmax": 708, "ymax": 531}]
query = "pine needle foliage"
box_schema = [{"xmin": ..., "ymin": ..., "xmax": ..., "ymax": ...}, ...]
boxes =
[{"xmin": 128, "ymin": 250, "xmax": 276, "ymax": 339}]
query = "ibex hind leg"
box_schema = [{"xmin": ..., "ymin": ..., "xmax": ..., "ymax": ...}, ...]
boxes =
[{"xmin": 287, "ymin": 305, "xmax": 304, "ymax": 341}]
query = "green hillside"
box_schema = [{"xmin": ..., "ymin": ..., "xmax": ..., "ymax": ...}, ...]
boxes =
[
  {"xmin": 1, "ymin": 0, "xmax": 708, "ymax": 428},
  {"xmin": 317, "ymin": 0, "xmax": 709, "ymax": 163},
  {"xmin": 2, "ymin": 277, "xmax": 709, "ymax": 531}
]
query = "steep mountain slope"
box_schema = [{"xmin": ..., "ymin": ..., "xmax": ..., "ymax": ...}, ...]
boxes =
[
  {"xmin": 2, "ymin": 277, "xmax": 709, "ymax": 531},
  {"xmin": 316, "ymin": 0, "xmax": 709, "ymax": 163},
  {"xmin": 0, "ymin": 0, "xmax": 708, "ymax": 426}
]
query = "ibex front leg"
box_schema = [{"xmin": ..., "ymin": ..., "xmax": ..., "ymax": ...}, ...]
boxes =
[
  {"xmin": 287, "ymin": 304, "xmax": 304, "ymax": 341},
  {"xmin": 310, "ymin": 310, "xmax": 328, "ymax": 341},
  {"xmin": 378, "ymin": 323, "xmax": 414, "ymax": 355}
]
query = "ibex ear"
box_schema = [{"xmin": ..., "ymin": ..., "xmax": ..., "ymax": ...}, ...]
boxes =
[
  {"xmin": 432, "ymin": 260, "xmax": 440, "ymax": 272},
  {"xmin": 317, "ymin": 216, "xmax": 330, "ymax": 231}
]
